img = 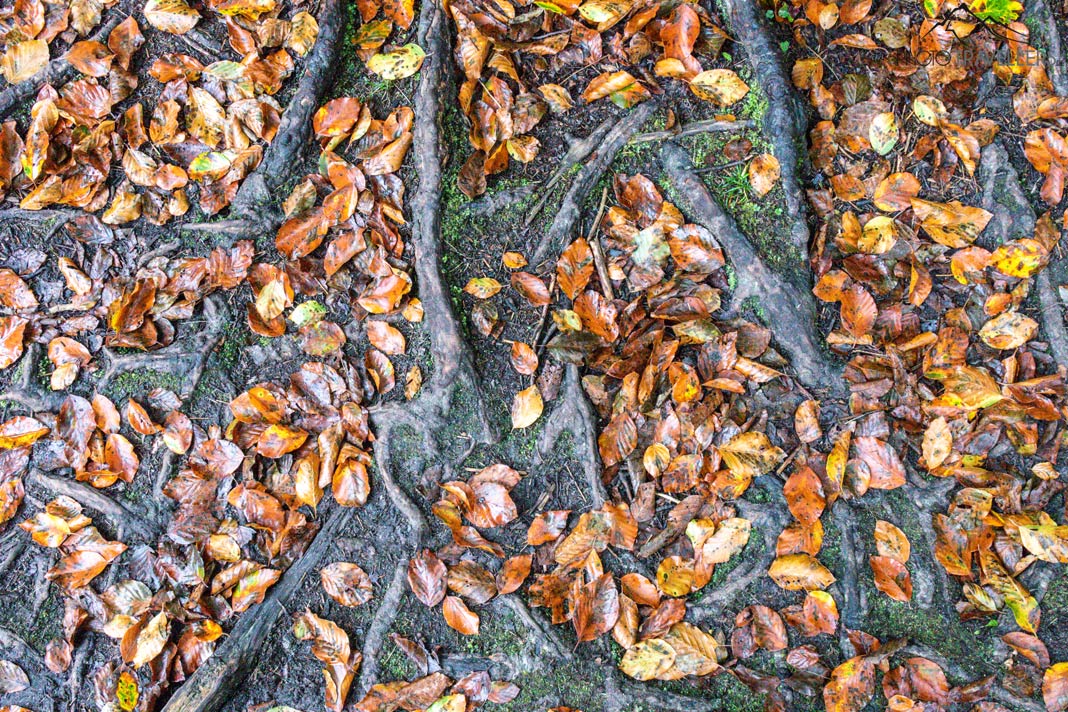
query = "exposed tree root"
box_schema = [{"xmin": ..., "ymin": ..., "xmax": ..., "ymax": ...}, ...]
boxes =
[
  {"xmin": 0, "ymin": 532, "xmax": 25, "ymax": 578},
  {"xmin": 27, "ymin": 469, "xmax": 157, "ymax": 542},
  {"xmin": 901, "ymin": 643, "xmax": 1045, "ymax": 712},
  {"xmin": 659, "ymin": 142, "xmax": 844, "ymax": 396},
  {"xmin": 464, "ymin": 184, "xmax": 538, "ymax": 218},
  {"xmin": 717, "ymin": 0, "xmax": 810, "ymax": 260},
  {"xmin": 534, "ymin": 364, "xmax": 607, "ymax": 508},
  {"xmin": 0, "ymin": 626, "xmax": 39, "ymax": 663},
  {"xmin": 100, "ymin": 295, "xmax": 226, "ymax": 398},
  {"xmin": 68, "ymin": 636, "xmax": 92, "ymax": 712},
  {"xmin": 356, "ymin": 0, "xmax": 501, "ymax": 695},
  {"xmin": 356, "ymin": 413, "xmax": 432, "ymax": 695},
  {"xmin": 1026, "ymin": 0, "xmax": 1068, "ymax": 97},
  {"xmin": 524, "ymin": 116, "xmax": 617, "ymax": 228},
  {"xmin": 358, "ymin": 557, "xmax": 413, "ymax": 693},
  {"xmin": 0, "ymin": 343, "xmax": 66, "ymax": 412},
  {"xmin": 183, "ymin": 0, "xmax": 345, "ymax": 237},
  {"xmin": 689, "ymin": 498, "xmax": 787, "ymax": 618},
  {"xmin": 497, "ymin": 594, "xmax": 572, "ymax": 660},
  {"xmin": 0, "ymin": 12, "xmax": 126, "ymax": 120},
  {"xmin": 159, "ymin": 504, "xmax": 355, "ymax": 712},
  {"xmin": 531, "ymin": 100, "xmax": 659, "ymax": 266},
  {"xmin": 608, "ymin": 670, "xmax": 725, "ymax": 712},
  {"xmin": 978, "ymin": 142, "xmax": 1068, "ymax": 370},
  {"xmin": 153, "ymin": 450, "xmax": 178, "ymax": 501},
  {"xmin": 628, "ymin": 118, "xmax": 754, "ymax": 144},
  {"xmin": 830, "ymin": 501, "xmax": 865, "ymax": 657}
]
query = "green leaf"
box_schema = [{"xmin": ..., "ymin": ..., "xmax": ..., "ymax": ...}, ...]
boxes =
[{"xmin": 967, "ymin": 0, "xmax": 1022, "ymax": 23}]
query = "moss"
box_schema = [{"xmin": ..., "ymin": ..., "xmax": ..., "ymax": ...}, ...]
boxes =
[
  {"xmin": 741, "ymin": 295, "xmax": 769, "ymax": 324},
  {"xmin": 658, "ymin": 673, "xmax": 766, "ymax": 712},
  {"xmin": 36, "ymin": 355, "xmax": 51, "ymax": 389},
  {"xmin": 495, "ymin": 663, "xmax": 603, "ymax": 712},
  {"xmin": 26, "ymin": 596, "xmax": 61, "ymax": 651},
  {"xmin": 865, "ymin": 594, "xmax": 998, "ymax": 677},
  {"xmin": 377, "ymin": 646, "xmax": 417, "ymax": 681},
  {"xmin": 740, "ymin": 81, "xmax": 770, "ymax": 126},
  {"xmin": 108, "ymin": 369, "xmax": 183, "ymax": 400}
]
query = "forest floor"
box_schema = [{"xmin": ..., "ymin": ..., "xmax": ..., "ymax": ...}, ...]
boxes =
[{"xmin": 1, "ymin": 0, "xmax": 1068, "ymax": 711}]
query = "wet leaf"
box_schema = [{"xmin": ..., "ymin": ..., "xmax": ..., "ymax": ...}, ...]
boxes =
[
  {"xmin": 366, "ymin": 44, "xmax": 425, "ymax": 80},
  {"xmin": 768, "ymin": 554, "xmax": 836, "ymax": 591},
  {"xmin": 408, "ymin": 550, "xmax": 447, "ymax": 607},
  {"xmin": 321, "ymin": 563, "xmax": 373, "ymax": 607},
  {"xmin": 511, "ymin": 385, "xmax": 543, "ymax": 429},
  {"xmin": 442, "ymin": 596, "xmax": 479, "ymax": 635}
]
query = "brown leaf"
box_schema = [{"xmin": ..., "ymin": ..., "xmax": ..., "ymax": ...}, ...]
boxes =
[
  {"xmin": 496, "ymin": 554, "xmax": 531, "ymax": 595},
  {"xmin": 510, "ymin": 385, "xmax": 543, "ymax": 429},
  {"xmin": 321, "ymin": 562, "xmax": 373, "ymax": 607},
  {"xmin": 511, "ymin": 272, "xmax": 550, "ymax": 307},
  {"xmin": 870, "ymin": 555, "xmax": 912, "ymax": 601},
  {"xmin": 572, "ymin": 573, "xmax": 619, "ymax": 642},
  {"xmin": 442, "ymin": 595, "xmax": 480, "ymax": 635},
  {"xmin": 408, "ymin": 550, "xmax": 447, "ymax": 607},
  {"xmin": 367, "ymin": 321, "xmax": 406, "ymax": 355}
]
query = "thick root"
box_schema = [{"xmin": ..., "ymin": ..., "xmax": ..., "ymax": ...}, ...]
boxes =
[
  {"xmin": 531, "ymin": 101, "xmax": 659, "ymax": 266},
  {"xmin": 659, "ymin": 142, "xmax": 844, "ymax": 396}
]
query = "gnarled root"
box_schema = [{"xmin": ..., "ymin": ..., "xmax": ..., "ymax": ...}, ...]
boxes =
[
  {"xmin": 534, "ymin": 364, "xmax": 607, "ymax": 508},
  {"xmin": 531, "ymin": 101, "xmax": 659, "ymax": 266},
  {"xmin": 659, "ymin": 142, "xmax": 844, "ymax": 396},
  {"xmin": 160, "ymin": 505, "xmax": 356, "ymax": 712}
]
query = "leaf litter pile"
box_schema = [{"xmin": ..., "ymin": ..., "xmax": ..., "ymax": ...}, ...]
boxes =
[{"xmin": 1, "ymin": 0, "xmax": 1068, "ymax": 710}]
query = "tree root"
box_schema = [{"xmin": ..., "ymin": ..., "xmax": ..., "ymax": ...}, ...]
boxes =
[
  {"xmin": 358, "ymin": 558, "xmax": 412, "ymax": 693},
  {"xmin": 99, "ymin": 294, "xmax": 226, "ymax": 398},
  {"xmin": 0, "ymin": 532, "xmax": 25, "ymax": 578},
  {"xmin": 978, "ymin": 142, "xmax": 1068, "ymax": 370},
  {"xmin": 689, "ymin": 498, "xmax": 787, "ymax": 618},
  {"xmin": 628, "ymin": 118, "xmax": 755, "ymax": 144},
  {"xmin": 531, "ymin": 101, "xmax": 659, "ymax": 266},
  {"xmin": 463, "ymin": 184, "xmax": 539, "ymax": 218},
  {"xmin": 608, "ymin": 670, "xmax": 725, "ymax": 712},
  {"xmin": 658, "ymin": 142, "xmax": 844, "ymax": 396},
  {"xmin": 356, "ymin": 413, "xmax": 432, "ymax": 695},
  {"xmin": 0, "ymin": 11, "xmax": 126, "ymax": 120},
  {"xmin": 534, "ymin": 364, "xmax": 607, "ymax": 508},
  {"xmin": 1026, "ymin": 0, "xmax": 1068, "ymax": 97},
  {"xmin": 0, "ymin": 343, "xmax": 66, "ymax": 413},
  {"xmin": 901, "ymin": 643, "xmax": 1045, "ymax": 712},
  {"xmin": 27, "ymin": 469, "xmax": 157, "ymax": 542},
  {"xmin": 524, "ymin": 116, "xmax": 617, "ymax": 228},
  {"xmin": 831, "ymin": 501, "xmax": 865, "ymax": 658},
  {"xmin": 497, "ymin": 594, "xmax": 572, "ymax": 661},
  {"xmin": 356, "ymin": 0, "xmax": 500, "ymax": 695},
  {"xmin": 159, "ymin": 504, "xmax": 356, "ymax": 712},
  {"xmin": 185, "ymin": 0, "xmax": 345, "ymax": 237},
  {"xmin": 717, "ymin": 0, "xmax": 810, "ymax": 260}
]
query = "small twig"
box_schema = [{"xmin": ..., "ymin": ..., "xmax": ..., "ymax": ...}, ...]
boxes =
[
  {"xmin": 587, "ymin": 186, "xmax": 613, "ymax": 301},
  {"xmin": 628, "ymin": 118, "xmax": 755, "ymax": 144},
  {"xmin": 524, "ymin": 117, "xmax": 617, "ymax": 228}
]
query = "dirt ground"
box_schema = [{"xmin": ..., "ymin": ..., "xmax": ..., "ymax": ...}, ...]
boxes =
[{"xmin": 2, "ymin": 0, "xmax": 1068, "ymax": 711}]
